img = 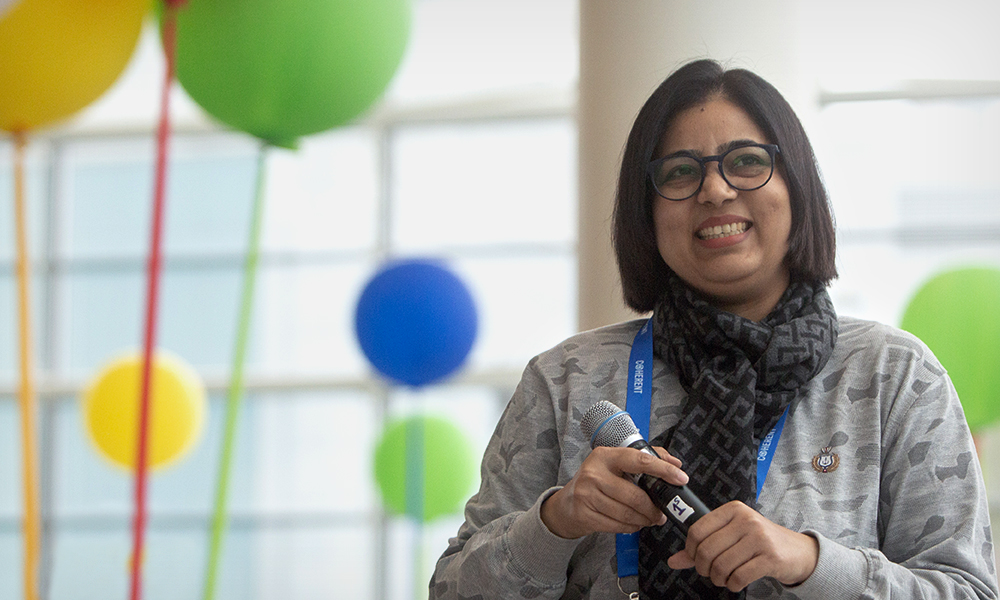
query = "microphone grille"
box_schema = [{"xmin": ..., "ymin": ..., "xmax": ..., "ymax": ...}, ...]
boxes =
[{"xmin": 581, "ymin": 401, "xmax": 640, "ymax": 449}]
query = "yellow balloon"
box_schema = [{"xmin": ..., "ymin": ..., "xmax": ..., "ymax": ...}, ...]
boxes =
[
  {"xmin": 0, "ymin": 0, "xmax": 21, "ymax": 20},
  {"xmin": 0, "ymin": 0, "xmax": 147, "ymax": 132},
  {"xmin": 83, "ymin": 352, "xmax": 206, "ymax": 471}
]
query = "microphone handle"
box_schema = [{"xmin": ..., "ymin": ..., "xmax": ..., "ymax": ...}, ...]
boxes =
[{"xmin": 627, "ymin": 439, "xmax": 711, "ymax": 533}]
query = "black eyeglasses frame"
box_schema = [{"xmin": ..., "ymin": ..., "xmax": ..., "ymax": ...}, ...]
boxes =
[{"xmin": 646, "ymin": 143, "xmax": 781, "ymax": 201}]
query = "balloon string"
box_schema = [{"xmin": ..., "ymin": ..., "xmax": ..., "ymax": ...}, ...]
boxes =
[
  {"xmin": 406, "ymin": 418, "xmax": 425, "ymax": 600},
  {"xmin": 129, "ymin": 9, "xmax": 178, "ymax": 600},
  {"xmin": 202, "ymin": 142, "xmax": 268, "ymax": 600},
  {"xmin": 14, "ymin": 130, "xmax": 40, "ymax": 600},
  {"xmin": 405, "ymin": 418, "xmax": 424, "ymax": 521}
]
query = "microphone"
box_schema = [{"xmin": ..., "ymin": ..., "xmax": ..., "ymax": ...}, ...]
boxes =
[{"xmin": 580, "ymin": 400, "xmax": 710, "ymax": 533}]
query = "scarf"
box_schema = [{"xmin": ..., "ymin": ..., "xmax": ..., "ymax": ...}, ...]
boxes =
[{"xmin": 638, "ymin": 274, "xmax": 838, "ymax": 599}]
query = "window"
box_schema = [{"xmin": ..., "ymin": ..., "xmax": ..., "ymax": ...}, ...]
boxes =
[
  {"xmin": 0, "ymin": 1, "xmax": 579, "ymax": 599},
  {"xmin": 817, "ymin": 97, "xmax": 1000, "ymax": 326}
]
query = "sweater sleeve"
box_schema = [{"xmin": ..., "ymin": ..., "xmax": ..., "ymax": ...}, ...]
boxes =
[
  {"xmin": 790, "ymin": 370, "xmax": 998, "ymax": 600},
  {"xmin": 429, "ymin": 359, "xmax": 584, "ymax": 600}
]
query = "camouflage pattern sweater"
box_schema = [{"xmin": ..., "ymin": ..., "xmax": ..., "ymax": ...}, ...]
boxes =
[{"xmin": 430, "ymin": 317, "xmax": 998, "ymax": 600}]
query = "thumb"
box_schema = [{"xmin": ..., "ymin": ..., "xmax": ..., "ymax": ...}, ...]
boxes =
[{"xmin": 667, "ymin": 551, "xmax": 695, "ymax": 570}]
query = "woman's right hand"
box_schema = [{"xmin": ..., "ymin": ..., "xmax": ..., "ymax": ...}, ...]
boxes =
[{"xmin": 540, "ymin": 446, "xmax": 689, "ymax": 539}]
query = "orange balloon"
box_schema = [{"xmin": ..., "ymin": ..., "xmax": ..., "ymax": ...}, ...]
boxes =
[{"xmin": 0, "ymin": 0, "xmax": 147, "ymax": 131}]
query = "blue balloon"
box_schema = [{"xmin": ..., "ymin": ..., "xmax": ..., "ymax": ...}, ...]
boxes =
[{"xmin": 355, "ymin": 260, "xmax": 478, "ymax": 387}]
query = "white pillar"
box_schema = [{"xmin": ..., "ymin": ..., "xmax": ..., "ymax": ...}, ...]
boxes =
[{"xmin": 577, "ymin": 0, "xmax": 812, "ymax": 331}]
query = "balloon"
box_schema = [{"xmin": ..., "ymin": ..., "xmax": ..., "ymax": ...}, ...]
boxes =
[
  {"xmin": 82, "ymin": 352, "xmax": 207, "ymax": 471},
  {"xmin": 373, "ymin": 415, "xmax": 476, "ymax": 522},
  {"xmin": 0, "ymin": 0, "xmax": 147, "ymax": 131},
  {"xmin": 170, "ymin": 0, "xmax": 411, "ymax": 148},
  {"xmin": 355, "ymin": 259, "xmax": 478, "ymax": 387},
  {"xmin": 0, "ymin": 0, "xmax": 20, "ymax": 19},
  {"xmin": 900, "ymin": 267, "xmax": 1000, "ymax": 432}
]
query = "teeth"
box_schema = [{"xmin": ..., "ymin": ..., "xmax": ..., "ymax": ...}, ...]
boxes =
[{"xmin": 698, "ymin": 222, "xmax": 749, "ymax": 240}]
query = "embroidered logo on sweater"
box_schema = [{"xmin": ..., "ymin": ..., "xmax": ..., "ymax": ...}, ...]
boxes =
[{"xmin": 812, "ymin": 447, "xmax": 840, "ymax": 473}]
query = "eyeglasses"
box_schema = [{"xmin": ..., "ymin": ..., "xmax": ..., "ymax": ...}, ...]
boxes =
[{"xmin": 647, "ymin": 143, "xmax": 781, "ymax": 201}]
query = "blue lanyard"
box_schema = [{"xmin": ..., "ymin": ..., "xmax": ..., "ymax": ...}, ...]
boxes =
[
  {"xmin": 615, "ymin": 320, "xmax": 653, "ymax": 578},
  {"xmin": 756, "ymin": 407, "xmax": 787, "ymax": 500},
  {"xmin": 615, "ymin": 318, "xmax": 787, "ymax": 578}
]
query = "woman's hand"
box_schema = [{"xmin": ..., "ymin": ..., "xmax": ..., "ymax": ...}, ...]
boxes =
[
  {"xmin": 540, "ymin": 446, "xmax": 688, "ymax": 539},
  {"xmin": 666, "ymin": 501, "xmax": 819, "ymax": 592}
]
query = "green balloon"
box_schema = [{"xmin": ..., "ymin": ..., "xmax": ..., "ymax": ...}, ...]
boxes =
[
  {"xmin": 373, "ymin": 416, "xmax": 476, "ymax": 522},
  {"xmin": 900, "ymin": 267, "xmax": 1000, "ymax": 432},
  {"xmin": 169, "ymin": 0, "xmax": 410, "ymax": 148}
]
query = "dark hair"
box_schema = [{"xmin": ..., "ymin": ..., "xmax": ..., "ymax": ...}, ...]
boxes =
[{"xmin": 612, "ymin": 59, "xmax": 837, "ymax": 312}]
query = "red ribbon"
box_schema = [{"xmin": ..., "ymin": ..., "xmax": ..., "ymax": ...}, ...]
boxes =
[{"xmin": 129, "ymin": 4, "xmax": 180, "ymax": 600}]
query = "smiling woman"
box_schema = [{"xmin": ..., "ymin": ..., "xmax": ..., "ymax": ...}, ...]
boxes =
[
  {"xmin": 614, "ymin": 63, "xmax": 837, "ymax": 319},
  {"xmin": 430, "ymin": 59, "xmax": 998, "ymax": 600},
  {"xmin": 651, "ymin": 99, "xmax": 793, "ymax": 321}
]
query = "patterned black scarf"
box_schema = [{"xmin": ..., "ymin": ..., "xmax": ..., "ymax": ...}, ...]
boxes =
[{"xmin": 638, "ymin": 274, "xmax": 838, "ymax": 599}]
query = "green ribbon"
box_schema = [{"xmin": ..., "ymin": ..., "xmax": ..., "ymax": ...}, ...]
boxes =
[{"xmin": 202, "ymin": 142, "xmax": 268, "ymax": 600}]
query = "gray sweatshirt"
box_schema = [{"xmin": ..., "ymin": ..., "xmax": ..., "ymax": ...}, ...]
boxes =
[{"xmin": 430, "ymin": 317, "xmax": 998, "ymax": 599}]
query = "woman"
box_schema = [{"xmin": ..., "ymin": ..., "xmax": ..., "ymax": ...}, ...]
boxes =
[{"xmin": 429, "ymin": 59, "xmax": 997, "ymax": 599}]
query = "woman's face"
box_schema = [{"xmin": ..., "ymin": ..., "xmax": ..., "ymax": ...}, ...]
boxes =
[{"xmin": 653, "ymin": 97, "xmax": 792, "ymax": 321}]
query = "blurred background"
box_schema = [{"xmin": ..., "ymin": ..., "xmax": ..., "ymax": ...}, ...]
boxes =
[{"xmin": 1, "ymin": 0, "xmax": 999, "ymax": 598}]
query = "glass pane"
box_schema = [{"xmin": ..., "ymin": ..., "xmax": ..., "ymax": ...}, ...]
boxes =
[
  {"xmin": 61, "ymin": 134, "xmax": 259, "ymax": 260},
  {"xmin": 59, "ymin": 390, "xmax": 382, "ymax": 515},
  {"xmin": 166, "ymin": 137, "xmax": 259, "ymax": 255},
  {"xmin": 387, "ymin": 384, "xmax": 504, "ymax": 475},
  {"xmin": 46, "ymin": 527, "xmax": 253, "ymax": 600},
  {"xmin": 48, "ymin": 530, "xmax": 184, "ymax": 600},
  {"xmin": 392, "ymin": 118, "xmax": 576, "ymax": 250},
  {"xmin": 806, "ymin": 1, "xmax": 1000, "ymax": 87},
  {"xmin": 0, "ymin": 139, "xmax": 49, "ymax": 263},
  {"xmin": 50, "ymin": 388, "xmax": 380, "ymax": 598},
  {"xmin": 386, "ymin": 0, "xmax": 578, "ymax": 104},
  {"xmin": 450, "ymin": 254, "xmax": 576, "ymax": 372},
  {"xmin": 0, "ymin": 400, "xmax": 17, "ymax": 515},
  {"xmin": 379, "ymin": 387, "xmax": 508, "ymax": 600},
  {"xmin": 0, "ymin": 275, "xmax": 46, "ymax": 384},
  {"xmin": 156, "ymin": 267, "xmax": 243, "ymax": 370},
  {"xmin": 262, "ymin": 129, "xmax": 379, "ymax": 253},
  {"xmin": 386, "ymin": 517, "xmax": 452, "ymax": 600},
  {"xmin": 54, "ymin": 394, "xmax": 256, "ymax": 515},
  {"xmin": 253, "ymin": 526, "xmax": 375, "ymax": 599},
  {"xmin": 815, "ymin": 98, "xmax": 1000, "ymax": 231},
  {"xmin": 254, "ymin": 261, "xmax": 370, "ymax": 378},
  {"xmin": 0, "ymin": 276, "xmax": 13, "ymax": 380},
  {"xmin": 0, "ymin": 532, "xmax": 17, "ymax": 600},
  {"xmin": 817, "ymin": 98, "xmax": 1000, "ymax": 327},
  {"xmin": 66, "ymin": 259, "xmax": 374, "ymax": 379},
  {"xmin": 64, "ymin": 269, "xmax": 142, "ymax": 376},
  {"xmin": 830, "ymin": 241, "xmax": 1000, "ymax": 327},
  {"xmin": 64, "ymin": 266, "xmax": 242, "ymax": 376},
  {"xmin": 252, "ymin": 390, "xmax": 378, "ymax": 513},
  {"xmin": 45, "ymin": 524, "xmax": 370, "ymax": 600}
]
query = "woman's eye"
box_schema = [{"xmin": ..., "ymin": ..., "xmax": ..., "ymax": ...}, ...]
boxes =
[
  {"xmin": 731, "ymin": 153, "xmax": 764, "ymax": 167},
  {"xmin": 663, "ymin": 164, "xmax": 698, "ymax": 181}
]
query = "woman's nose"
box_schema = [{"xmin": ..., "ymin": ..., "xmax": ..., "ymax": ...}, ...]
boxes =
[{"xmin": 697, "ymin": 165, "xmax": 736, "ymax": 206}]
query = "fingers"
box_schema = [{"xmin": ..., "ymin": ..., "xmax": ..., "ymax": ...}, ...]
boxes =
[
  {"xmin": 541, "ymin": 447, "xmax": 670, "ymax": 539},
  {"xmin": 624, "ymin": 446, "xmax": 688, "ymax": 486},
  {"xmin": 540, "ymin": 445, "xmax": 694, "ymax": 540},
  {"xmin": 579, "ymin": 467, "xmax": 665, "ymax": 528},
  {"xmin": 587, "ymin": 447, "xmax": 671, "ymax": 524},
  {"xmin": 650, "ymin": 445, "xmax": 683, "ymax": 468},
  {"xmin": 666, "ymin": 501, "xmax": 819, "ymax": 592}
]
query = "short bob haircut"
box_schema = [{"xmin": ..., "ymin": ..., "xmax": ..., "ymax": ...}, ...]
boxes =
[{"xmin": 613, "ymin": 59, "xmax": 837, "ymax": 313}]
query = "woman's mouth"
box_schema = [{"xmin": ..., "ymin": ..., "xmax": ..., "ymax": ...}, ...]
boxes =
[{"xmin": 696, "ymin": 221, "xmax": 750, "ymax": 240}]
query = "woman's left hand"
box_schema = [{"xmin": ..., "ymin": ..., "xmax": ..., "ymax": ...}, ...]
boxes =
[{"xmin": 666, "ymin": 500, "xmax": 819, "ymax": 592}]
